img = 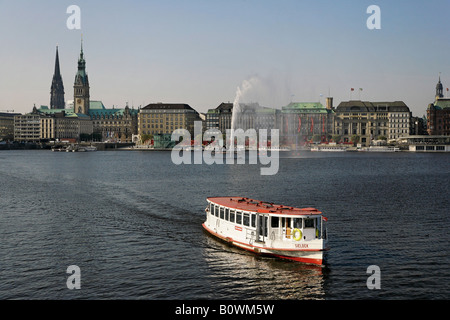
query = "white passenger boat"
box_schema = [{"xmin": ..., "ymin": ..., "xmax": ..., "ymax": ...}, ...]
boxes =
[
  {"xmin": 366, "ymin": 146, "xmax": 399, "ymax": 152},
  {"xmin": 203, "ymin": 197, "xmax": 329, "ymax": 265},
  {"xmin": 310, "ymin": 145, "xmax": 347, "ymax": 152}
]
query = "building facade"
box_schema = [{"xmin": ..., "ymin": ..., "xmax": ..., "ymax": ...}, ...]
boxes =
[
  {"xmin": 388, "ymin": 105, "xmax": 412, "ymax": 140},
  {"xmin": 40, "ymin": 111, "xmax": 93, "ymax": 141},
  {"xmin": 138, "ymin": 103, "xmax": 202, "ymax": 137},
  {"xmin": 90, "ymin": 102, "xmax": 138, "ymax": 142},
  {"xmin": 1, "ymin": 112, "xmax": 20, "ymax": 141},
  {"xmin": 281, "ymin": 98, "xmax": 334, "ymax": 146},
  {"xmin": 205, "ymin": 102, "xmax": 281, "ymax": 143},
  {"xmin": 334, "ymin": 100, "xmax": 411, "ymax": 146},
  {"xmin": 205, "ymin": 102, "xmax": 233, "ymax": 134},
  {"xmin": 14, "ymin": 107, "xmax": 42, "ymax": 142},
  {"xmin": 427, "ymin": 77, "xmax": 450, "ymax": 136}
]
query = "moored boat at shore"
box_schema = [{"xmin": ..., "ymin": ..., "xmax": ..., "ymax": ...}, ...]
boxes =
[
  {"xmin": 359, "ymin": 146, "xmax": 400, "ymax": 152},
  {"xmin": 311, "ymin": 145, "xmax": 347, "ymax": 152},
  {"xmin": 203, "ymin": 197, "xmax": 329, "ymax": 265}
]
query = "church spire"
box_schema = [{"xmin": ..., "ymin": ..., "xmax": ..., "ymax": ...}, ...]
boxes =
[
  {"xmin": 50, "ymin": 45, "xmax": 65, "ymax": 109},
  {"xmin": 436, "ymin": 72, "xmax": 443, "ymax": 99},
  {"xmin": 54, "ymin": 45, "xmax": 61, "ymax": 76}
]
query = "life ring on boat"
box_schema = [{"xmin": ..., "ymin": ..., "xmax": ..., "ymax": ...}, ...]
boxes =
[{"xmin": 293, "ymin": 228, "xmax": 302, "ymax": 241}]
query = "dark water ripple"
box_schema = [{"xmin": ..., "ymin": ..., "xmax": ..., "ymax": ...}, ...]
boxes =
[{"xmin": 0, "ymin": 150, "xmax": 449, "ymax": 299}]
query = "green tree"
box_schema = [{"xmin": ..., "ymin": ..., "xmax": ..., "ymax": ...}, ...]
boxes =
[
  {"xmin": 141, "ymin": 134, "xmax": 153, "ymax": 144},
  {"xmin": 351, "ymin": 135, "xmax": 360, "ymax": 146},
  {"xmin": 332, "ymin": 135, "xmax": 341, "ymax": 143},
  {"xmin": 312, "ymin": 134, "xmax": 322, "ymax": 143}
]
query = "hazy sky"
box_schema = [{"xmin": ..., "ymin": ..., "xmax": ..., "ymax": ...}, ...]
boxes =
[{"xmin": 1, "ymin": 0, "xmax": 449, "ymax": 116}]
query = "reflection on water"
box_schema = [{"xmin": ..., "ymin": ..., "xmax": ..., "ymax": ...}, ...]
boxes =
[{"xmin": 202, "ymin": 234, "xmax": 325, "ymax": 300}]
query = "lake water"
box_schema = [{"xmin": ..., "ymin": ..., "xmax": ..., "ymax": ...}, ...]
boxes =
[{"xmin": 0, "ymin": 150, "xmax": 449, "ymax": 300}]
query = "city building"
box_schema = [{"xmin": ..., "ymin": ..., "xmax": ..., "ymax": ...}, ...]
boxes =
[
  {"xmin": 334, "ymin": 100, "xmax": 411, "ymax": 146},
  {"xmin": 281, "ymin": 98, "xmax": 334, "ymax": 146},
  {"xmin": 1, "ymin": 112, "xmax": 20, "ymax": 141},
  {"xmin": 254, "ymin": 106, "xmax": 281, "ymax": 135},
  {"xmin": 40, "ymin": 110, "xmax": 93, "ymax": 141},
  {"xmin": 14, "ymin": 107, "xmax": 42, "ymax": 142},
  {"xmin": 50, "ymin": 46, "xmax": 65, "ymax": 109},
  {"xmin": 90, "ymin": 102, "xmax": 138, "ymax": 142},
  {"xmin": 205, "ymin": 102, "xmax": 281, "ymax": 145},
  {"xmin": 138, "ymin": 103, "xmax": 202, "ymax": 137},
  {"xmin": 40, "ymin": 42, "xmax": 139, "ymax": 143},
  {"xmin": 205, "ymin": 102, "xmax": 233, "ymax": 134},
  {"xmin": 427, "ymin": 76, "xmax": 450, "ymax": 135},
  {"xmin": 387, "ymin": 104, "xmax": 412, "ymax": 140},
  {"xmin": 411, "ymin": 116, "xmax": 427, "ymax": 136}
]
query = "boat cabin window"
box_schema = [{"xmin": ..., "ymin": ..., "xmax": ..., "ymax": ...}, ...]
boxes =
[
  {"xmin": 271, "ymin": 216, "xmax": 279, "ymax": 228},
  {"xmin": 220, "ymin": 207, "xmax": 225, "ymax": 219},
  {"xmin": 251, "ymin": 214, "xmax": 256, "ymax": 228},
  {"xmin": 304, "ymin": 218, "xmax": 315, "ymax": 228},
  {"xmin": 214, "ymin": 205, "xmax": 219, "ymax": 217},
  {"xmin": 209, "ymin": 203, "xmax": 213, "ymax": 214},
  {"xmin": 229, "ymin": 210, "xmax": 235, "ymax": 223},
  {"xmin": 243, "ymin": 213, "xmax": 250, "ymax": 227},
  {"xmin": 236, "ymin": 211, "xmax": 242, "ymax": 225},
  {"xmin": 293, "ymin": 218, "xmax": 302, "ymax": 229},
  {"xmin": 225, "ymin": 208, "xmax": 229, "ymax": 221}
]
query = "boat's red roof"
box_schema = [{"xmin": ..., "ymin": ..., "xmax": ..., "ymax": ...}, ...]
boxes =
[{"xmin": 207, "ymin": 197, "xmax": 323, "ymax": 216}]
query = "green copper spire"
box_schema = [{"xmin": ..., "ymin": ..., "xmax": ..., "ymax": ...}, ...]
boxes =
[
  {"xmin": 75, "ymin": 35, "xmax": 87, "ymax": 84},
  {"xmin": 73, "ymin": 34, "xmax": 90, "ymax": 115}
]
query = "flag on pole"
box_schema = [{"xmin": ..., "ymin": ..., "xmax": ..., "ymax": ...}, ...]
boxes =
[
  {"xmin": 311, "ymin": 117, "xmax": 314, "ymax": 133},
  {"xmin": 298, "ymin": 116, "xmax": 302, "ymax": 133}
]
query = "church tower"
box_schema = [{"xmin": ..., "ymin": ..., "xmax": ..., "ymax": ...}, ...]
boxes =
[
  {"xmin": 50, "ymin": 46, "xmax": 65, "ymax": 109},
  {"xmin": 436, "ymin": 74, "xmax": 444, "ymax": 100},
  {"xmin": 73, "ymin": 37, "xmax": 90, "ymax": 115}
]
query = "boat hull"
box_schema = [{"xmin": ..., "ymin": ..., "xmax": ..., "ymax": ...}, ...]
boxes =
[{"xmin": 202, "ymin": 223, "xmax": 326, "ymax": 265}]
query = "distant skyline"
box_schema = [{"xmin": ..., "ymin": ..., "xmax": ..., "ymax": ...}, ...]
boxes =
[{"xmin": 1, "ymin": 0, "xmax": 449, "ymax": 116}]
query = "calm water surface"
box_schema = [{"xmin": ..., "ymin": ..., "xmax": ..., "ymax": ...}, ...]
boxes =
[{"xmin": 0, "ymin": 150, "xmax": 449, "ymax": 299}]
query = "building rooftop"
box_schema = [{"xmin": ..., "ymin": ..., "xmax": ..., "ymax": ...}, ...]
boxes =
[
  {"xmin": 89, "ymin": 107, "xmax": 138, "ymax": 117},
  {"xmin": 142, "ymin": 103, "xmax": 195, "ymax": 111},
  {"xmin": 431, "ymin": 98, "xmax": 450, "ymax": 110},
  {"xmin": 282, "ymin": 102, "xmax": 330, "ymax": 114},
  {"xmin": 0, "ymin": 112, "xmax": 21, "ymax": 117},
  {"xmin": 336, "ymin": 100, "xmax": 409, "ymax": 112},
  {"xmin": 38, "ymin": 103, "xmax": 132, "ymax": 118}
]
